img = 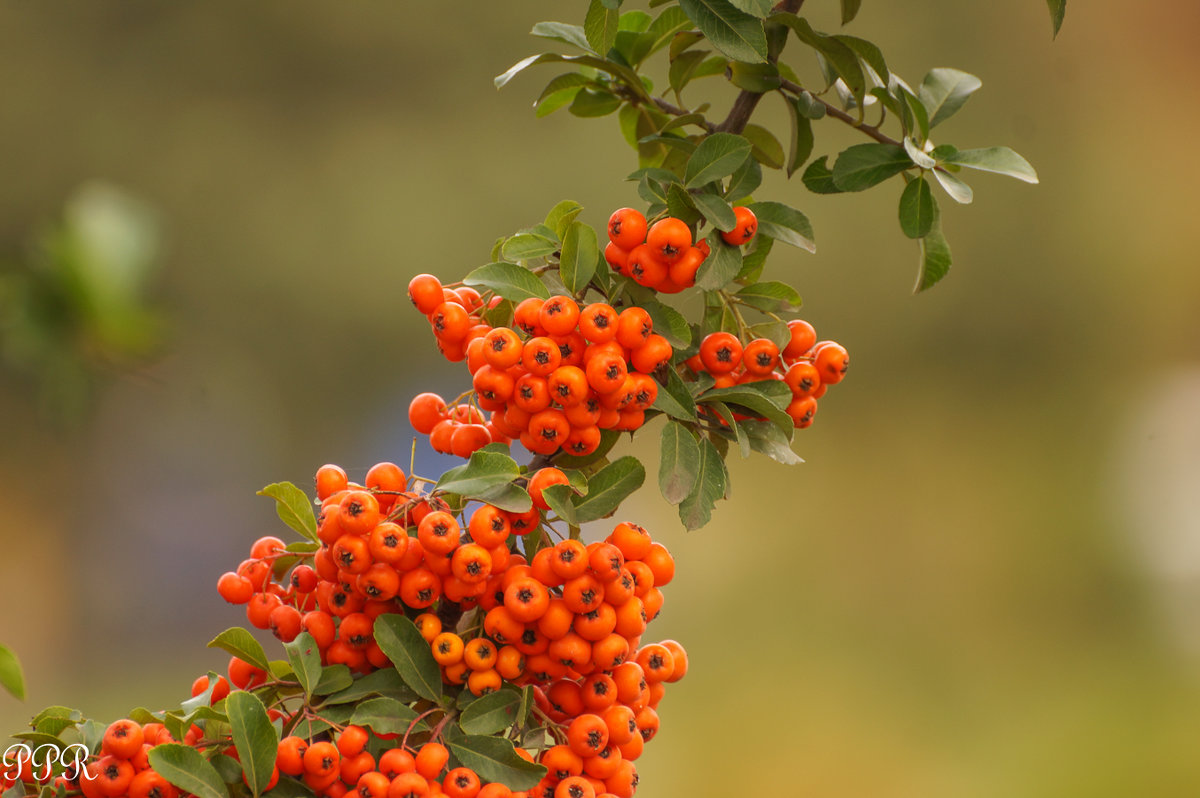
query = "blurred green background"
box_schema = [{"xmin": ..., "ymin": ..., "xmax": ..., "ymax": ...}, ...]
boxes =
[{"xmin": 3, "ymin": 2, "xmax": 1200, "ymax": 796}]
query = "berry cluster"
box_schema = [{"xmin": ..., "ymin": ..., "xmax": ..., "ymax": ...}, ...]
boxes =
[
  {"xmin": 407, "ymin": 278, "xmax": 673, "ymax": 457},
  {"xmin": 603, "ymin": 207, "xmax": 758, "ymax": 292},
  {"xmin": 212, "ymin": 462, "xmax": 684, "ymax": 798},
  {"xmin": 687, "ymin": 319, "xmax": 849, "ymax": 429}
]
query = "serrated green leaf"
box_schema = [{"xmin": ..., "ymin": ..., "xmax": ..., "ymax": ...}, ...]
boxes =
[
  {"xmin": 678, "ymin": 436, "xmax": 726, "ymax": 529},
  {"xmin": 932, "ymin": 168, "xmax": 974, "ymax": 204},
  {"xmin": 321, "ymin": 667, "xmax": 415, "ymax": 705},
  {"xmin": 349, "ymin": 697, "xmax": 425, "ymax": 736},
  {"xmin": 531, "ymin": 21, "xmax": 592, "ymax": 52},
  {"xmin": 208, "ymin": 628, "xmax": 270, "ymax": 672},
  {"xmin": 0, "ymin": 645, "xmax": 25, "ymax": 701},
  {"xmin": 783, "ymin": 96, "xmax": 815, "ymax": 177},
  {"xmin": 1047, "ymin": 0, "xmax": 1066, "ymax": 38},
  {"xmin": 741, "ymin": 419, "xmax": 803, "ymax": 465},
  {"xmin": 694, "ymin": 233, "xmax": 744, "ymax": 290},
  {"xmin": 459, "ymin": 689, "xmax": 523, "ymax": 736},
  {"xmin": 919, "ymin": 68, "xmax": 982, "ymax": 128},
  {"xmin": 840, "ymin": 0, "xmax": 862, "ymax": 25},
  {"xmin": 559, "ymin": 222, "xmax": 599, "ymax": 296},
  {"xmin": 373, "ymin": 615, "xmax": 442, "ymax": 702},
  {"xmin": 660, "ymin": 422, "xmax": 701, "ymax": 505},
  {"xmin": 444, "ymin": 732, "xmax": 546, "ymax": 791},
  {"xmin": 942, "ymin": 147, "xmax": 1038, "ymax": 184},
  {"xmin": 831, "ymin": 143, "xmax": 911, "ymax": 191},
  {"xmin": 226, "ymin": 691, "xmax": 278, "ymax": 798},
  {"xmin": 148, "ymin": 745, "xmax": 228, "ymax": 798},
  {"xmin": 685, "ymin": 133, "xmax": 753, "ymax": 189},
  {"xmin": 435, "ymin": 450, "xmax": 521, "ymax": 498},
  {"xmin": 802, "ymin": 156, "xmax": 842, "ymax": 194},
  {"xmin": 746, "ymin": 201, "xmax": 815, "ymax": 253},
  {"xmin": 915, "ymin": 217, "xmax": 952, "ymax": 293},
  {"xmin": 573, "ymin": 457, "xmax": 646, "ymax": 523},
  {"xmin": 544, "ymin": 201, "xmax": 585, "ymax": 241},
  {"xmin": 283, "ymin": 632, "xmax": 322, "ymax": 700},
  {"xmin": 898, "ymin": 176, "xmax": 935, "ymax": 239},
  {"xmin": 679, "ymin": 0, "xmax": 768, "ymax": 63},
  {"xmin": 585, "ymin": 0, "xmax": 621, "ymax": 53},
  {"xmin": 698, "ymin": 380, "xmax": 792, "ymax": 432},
  {"xmin": 735, "ymin": 281, "xmax": 803, "ymax": 312},
  {"xmin": 256, "ymin": 482, "xmax": 317, "ymax": 543}
]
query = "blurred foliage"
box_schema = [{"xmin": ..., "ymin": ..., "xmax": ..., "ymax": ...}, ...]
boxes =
[{"xmin": 0, "ymin": 182, "xmax": 164, "ymax": 421}]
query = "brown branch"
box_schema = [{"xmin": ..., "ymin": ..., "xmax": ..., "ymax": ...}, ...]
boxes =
[
  {"xmin": 714, "ymin": 0, "xmax": 805, "ymax": 134},
  {"xmin": 778, "ymin": 78, "xmax": 902, "ymax": 147}
]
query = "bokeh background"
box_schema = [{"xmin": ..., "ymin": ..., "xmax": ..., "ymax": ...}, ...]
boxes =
[{"xmin": 3, "ymin": 2, "xmax": 1200, "ymax": 796}]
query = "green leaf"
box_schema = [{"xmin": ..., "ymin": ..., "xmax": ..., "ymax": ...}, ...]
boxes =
[
  {"xmin": 706, "ymin": 401, "xmax": 749, "ymax": 458},
  {"xmin": 148, "ymin": 745, "xmax": 229, "ymax": 798},
  {"xmin": 678, "ymin": 437, "xmax": 726, "ymax": 530},
  {"xmin": 914, "ymin": 203, "xmax": 952, "ymax": 293},
  {"xmin": 835, "ymin": 35, "xmax": 888, "ymax": 84},
  {"xmin": 678, "ymin": 0, "xmax": 768, "ymax": 63},
  {"xmin": 653, "ymin": 369, "xmax": 699, "ymax": 421},
  {"xmin": 208, "ymin": 628, "xmax": 270, "ymax": 673},
  {"xmin": 668, "ymin": 49, "xmax": 711, "ymax": 97},
  {"xmin": 373, "ymin": 615, "xmax": 442, "ymax": 702},
  {"xmin": 1047, "ymin": 0, "xmax": 1066, "ymax": 38},
  {"xmin": 831, "ymin": 143, "xmax": 911, "ymax": 191},
  {"xmin": 495, "ymin": 53, "xmax": 645, "ymax": 100},
  {"xmin": 694, "ymin": 234, "xmax": 744, "ymax": 290},
  {"xmin": 684, "ymin": 133, "xmax": 753, "ymax": 189},
  {"xmin": 659, "ymin": 422, "xmax": 701, "ymax": 505},
  {"xmin": 256, "ymin": 482, "xmax": 317, "ymax": 543},
  {"xmin": 435, "ymin": 450, "xmax": 521, "ymax": 498},
  {"xmin": 321, "ymin": 667, "xmax": 415, "ymax": 705},
  {"xmin": 919, "ymin": 68, "xmax": 982, "ymax": 128},
  {"xmin": 932, "ymin": 168, "xmax": 974, "ymax": 204},
  {"xmin": 313, "ymin": 665, "xmax": 354, "ymax": 697},
  {"xmin": 903, "ymin": 136, "xmax": 936, "ymax": 169},
  {"xmin": 898, "ymin": 176, "xmax": 935, "ymax": 239},
  {"xmin": 725, "ymin": 155, "xmax": 762, "ymax": 202},
  {"xmin": 801, "ymin": 156, "xmax": 842, "ymax": 194},
  {"xmin": 531, "ymin": 21, "xmax": 592, "ymax": 52},
  {"xmin": 555, "ymin": 429, "xmax": 622, "ymax": 469},
  {"xmin": 444, "ymin": 732, "xmax": 546, "ymax": 791},
  {"xmin": 742, "ymin": 124, "xmax": 784, "ymax": 170},
  {"xmin": 572, "ymin": 457, "xmax": 646, "ymax": 523},
  {"xmin": 736, "ymin": 234, "xmax": 773, "ymax": 283},
  {"xmin": 641, "ymin": 299, "xmax": 692, "ymax": 348},
  {"xmin": 740, "ymin": 419, "xmax": 803, "ymax": 465},
  {"xmin": 897, "ymin": 84, "xmax": 930, "ymax": 144},
  {"xmin": 535, "ymin": 73, "xmax": 591, "ymax": 118},
  {"xmin": 840, "ymin": 0, "xmax": 862, "ymax": 25},
  {"xmin": 459, "ymin": 688, "xmax": 523, "ymax": 735},
  {"xmin": 541, "ymin": 483, "xmax": 580, "ymax": 527},
  {"xmin": 349, "ymin": 697, "xmax": 425, "ymax": 736},
  {"xmin": 544, "ymin": 201, "xmax": 585, "ymax": 241},
  {"xmin": 226, "ymin": 691, "xmax": 278, "ymax": 798},
  {"xmin": 691, "ymin": 192, "xmax": 736, "ymax": 232},
  {"xmin": 770, "ymin": 14, "xmax": 865, "ymax": 106},
  {"xmin": 569, "ymin": 88, "xmax": 623, "ymax": 117},
  {"xmin": 0, "ymin": 644, "xmax": 25, "ymax": 700},
  {"xmin": 746, "ymin": 201, "xmax": 815, "ymax": 253},
  {"xmin": 641, "ymin": 7, "xmax": 694, "ymax": 62},
  {"xmin": 502, "ymin": 234, "xmax": 559, "ymax": 261},
  {"xmin": 666, "ymin": 183, "xmax": 703, "ymax": 227},
  {"xmin": 283, "ymin": 632, "xmax": 322, "ymax": 700},
  {"xmin": 728, "ymin": 0, "xmax": 773, "ymax": 17},
  {"xmin": 474, "ymin": 482, "xmax": 534, "ymax": 514},
  {"xmin": 559, "ymin": 221, "xmax": 599, "ymax": 296},
  {"xmin": 783, "ymin": 96, "xmax": 815, "ymax": 177},
  {"xmin": 942, "ymin": 147, "xmax": 1039, "ymax": 184},
  {"xmin": 735, "ymin": 281, "xmax": 802, "ymax": 313},
  {"xmin": 698, "ymin": 380, "xmax": 792, "ymax": 432},
  {"xmin": 729, "ymin": 62, "xmax": 781, "ymax": 93},
  {"xmin": 585, "ymin": 0, "xmax": 621, "ymax": 54}
]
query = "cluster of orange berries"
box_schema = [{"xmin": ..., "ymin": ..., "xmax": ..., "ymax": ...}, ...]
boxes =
[
  {"xmin": 212, "ymin": 461, "xmax": 683, "ymax": 797},
  {"xmin": 408, "ymin": 276, "xmax": 674, "ymax": 457},
  {"xmin": 603, "ymin": 207, "xmax": 757, "ymax": 292},
  {"xmin": 686, "ymin": 318, "xmax": 849, "ymax": 429}
]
